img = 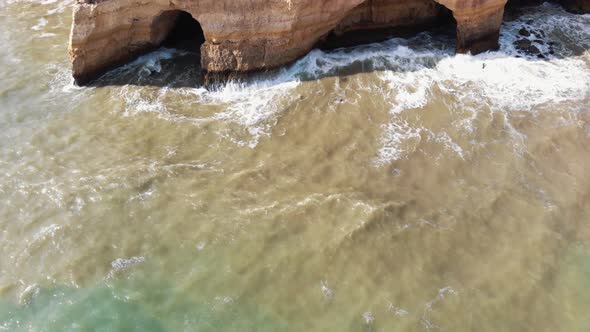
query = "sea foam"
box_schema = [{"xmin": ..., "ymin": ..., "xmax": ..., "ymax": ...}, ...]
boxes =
[{"xmin": 85, "ymin": 4, "xmax": 590, "ymax": 156}]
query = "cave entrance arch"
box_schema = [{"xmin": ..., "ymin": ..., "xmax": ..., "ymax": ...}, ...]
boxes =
[
  {"xmin": 153, "ymin": 10, "xmax": 205, "ymax": 53},
  {"xmin": 151, "ymin": 10, "xmax": 205, "ymax": 59},
  {"xmin": 433, "ymin": 1, "xmax": 458, "ymax": 48},
  {"xmin": 146, "ymin": 10, "xmax": 206, "ymax": 85},
  {"xmin": 321, "ymin": 0, "xmax": 457, "ymax": 50}
]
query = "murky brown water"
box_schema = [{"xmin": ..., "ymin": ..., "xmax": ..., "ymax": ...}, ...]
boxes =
[{"xmin": 1, "ymin": 1, "xmax": 590, "ymax": 331}]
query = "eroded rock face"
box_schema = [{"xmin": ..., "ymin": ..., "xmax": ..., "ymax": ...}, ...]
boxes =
[
  {"xmin": 68, "ymin": 0, "xmax": 588, "ymax": 84},
  {"xmin": 333, "ymin": 0, "xmax": 451, "ymax": 35}
]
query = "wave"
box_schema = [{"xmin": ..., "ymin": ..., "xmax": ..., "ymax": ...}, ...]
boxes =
[{"xmin": 64, "ymin": 3, "xmax": 590, "ymax": 154}]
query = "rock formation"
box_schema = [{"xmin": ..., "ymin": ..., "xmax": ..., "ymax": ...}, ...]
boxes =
[
  {"xmin": 68, "ymin": 0, "xmax": 589, "ymax": 85},
  {"xmin": 560, "ymin": 0, "xmax": 590, "ymax": 12}
]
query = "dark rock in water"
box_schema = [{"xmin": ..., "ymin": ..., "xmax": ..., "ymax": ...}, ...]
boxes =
[
  {"xmin": 514, "ymin": 39, "xmax": 532, "ymax": 49},
  {"xmin": 532, "ymin": 30, "xmax": 546, "ymax": 39},
  {"xmin": 549, "ymin": 49, "xmax": 555, "ymax": 55},
  {"xmin": 525, "ymin": 20, "xmax": 534, "ymax": 24},
  {"xmin": 514, "ymin": 38, "xmax": 541, "ymax": 55},
  {"xmin": 527, "ymin": 45, "xmax": 541, "ymax": 54},
  {"xmin": 519, "ymin": 28, "xmax": 531, "ymax": 37},
  {"xmin": 533, "ymin": 39, "xmax": 545, "ymax": 45},
  {"xmin": 537, "ymin": 54, "xmax": 546, "ymax": 59},
  {"xmin": 559, "ymin": 0, "xmax": 590, "ymax": 13}
]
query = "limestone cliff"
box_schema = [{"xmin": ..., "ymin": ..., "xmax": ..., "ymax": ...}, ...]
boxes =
[{"xmin": 68, "ymin": 0, "xmax": 589, "ymax": 84}]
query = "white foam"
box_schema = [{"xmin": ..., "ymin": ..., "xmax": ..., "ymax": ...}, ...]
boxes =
[
  {"xmin": 2, "ymin": 0, "xmax": 73, "ymax": 15},
  {"xmin": 436, "ymin": 53, "xmax": 589, "ymax": 111},
  {"xmin": 114, "ymin": 33, "xmax": 451, "ymax": 147},
  {"xmin": 320, "ymin": 280, "xmax": 334, "ymax": 299},
  {"xmin": 362, "ymin": 312, "xmax": 375, "ymax": 324},
  {"xmin": 235, "ymin": 43, "xmax": 438, "ymax": 145},
  {"xmin": 113, "ymin": 47, "xmax": 180, "ymax": 77},
  {"xmin": 374, "ymin": 4, "xmax": 590, "ymax": 164},
  {"xmin": 206, "ymin": 79, "xmax": 300, "ymax": 147},
  {"xmin": 18, "ymin": 283, "xmax": 40, "ymax": 305},
  {"xmin": 208, "ymin": 5, "xmax": 586, "ymax": 153},
  {"xmin": 30, "ymin": 223, "xmax": 61, "ymax": 244},
  {"xmin": 105, "ymin": 256, "xmax": 146, "ymax": 280},
  {"xmin": 376, "ymin": 119, "xmax": 422, "ymax": 164},
  {"xmin": 388, "ymin": 303, "xmax": 410, "ymax": 317},
  {"xmin": 110, "ymin": 256, "xmax": 146, "ymax": 271},
  {"xmin": 38, "ymin": 32, "xmax": 56, "ymax": 38},
  {"xmin": 114, "ymin": 47, "xmax": 305, "ymax": 147},
  {"xmin": 421, "ymin": 286, "xmax": 459, "ymax": 330},
  {"xmin": 31, "ymin": 18, "xmax": 48, "ymax": 31},
  {"xmin": 103, "ymin": 3, "xmax": 590, "ymax": 154}
]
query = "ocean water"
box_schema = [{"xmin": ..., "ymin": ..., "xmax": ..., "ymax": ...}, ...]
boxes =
[{"xmin": 0, "ymin": 1, "xmax": 590, "ymax": 331}]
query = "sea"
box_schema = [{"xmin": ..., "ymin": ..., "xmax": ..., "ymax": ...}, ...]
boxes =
[{"xmin": 0, "ymin": 1, "xmax": 589, "ymax": 331}]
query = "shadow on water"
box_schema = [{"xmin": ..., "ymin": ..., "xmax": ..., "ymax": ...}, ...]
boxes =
[
  {"xmin": 88, "ymin": 10, "xmax": 206, "ymax": 89},
  {"xmin": 87, "ymin": 16, "xmax": 458, "ymax": 89},
  {"xmin": 89, "ymin": 51, "xmax": 206, "ymax": 89},
  {"xmin": 86, "ymin": 3, "xmax": 589, "ymax": 90}
]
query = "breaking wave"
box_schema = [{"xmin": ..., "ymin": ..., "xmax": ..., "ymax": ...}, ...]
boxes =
[{"xmin": 55, "ymin": 3, "xmax": 589, "ymax": 154}]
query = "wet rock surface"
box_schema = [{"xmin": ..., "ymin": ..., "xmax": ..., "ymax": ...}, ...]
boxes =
[
  {"xmin": 514, "ymin": 38, "xmax": 532, "ymax": 48},
  {"xmin": 512, "ymin": 26, "xmax": 556, "ymax": 58},
  {"xmin": 69, "ymin": 0, "xmax": 513, "ymax": 84},
  {"xmin": 519, "ymin": 27, "xmax": 531, "ymax": 36}
]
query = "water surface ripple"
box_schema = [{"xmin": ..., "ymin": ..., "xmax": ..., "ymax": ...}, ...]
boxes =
[{"xmin": 0, "ymin": 1, "xmax": 590, "ymax": 331}]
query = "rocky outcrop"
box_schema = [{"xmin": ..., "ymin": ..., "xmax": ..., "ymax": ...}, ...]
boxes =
[
  {"xmin": 560, "ymin": 0, "xmax": 590, "ymax": 12},
  {"xmin": 68, "ymin": 0, "xmax": 588, "ymax": 85}
]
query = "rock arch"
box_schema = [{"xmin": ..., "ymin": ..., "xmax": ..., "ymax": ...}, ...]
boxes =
[
  {"xmin": 435, "ymin": 0, "xmax": 509, "ymax": 54},
  {"xmin": 152, "ymin": 10, "xmax": 205, "ymax": 52},
  {"xmin": 320, "ymin": 0, "xmax": 456, "ymax": 49},
  {"xmin": 69, "ymin": 0, "xmax": 588, "ymax": 85}
]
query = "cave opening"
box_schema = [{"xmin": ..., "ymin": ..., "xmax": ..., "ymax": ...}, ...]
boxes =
[
  {"xmin": 160, "ymin": 10, "xmax": 205, "ymax": 53},
  {"xmin": 319, "ymin": 0, "xmax": 457, "ymax": 50},
  {"xmin": 138, "ymin": 9, "xmax": 207, "ymax": 87}
]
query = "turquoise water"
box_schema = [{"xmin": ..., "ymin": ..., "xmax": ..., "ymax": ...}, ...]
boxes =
[{"xmin": 1, "ymin": 1, "xmax": 590, "ymax": 331}]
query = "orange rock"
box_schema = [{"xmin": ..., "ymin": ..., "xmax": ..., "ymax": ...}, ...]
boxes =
[{"xmin": 67, "ymin": 0, "xmax": 587, "ymax": 85}]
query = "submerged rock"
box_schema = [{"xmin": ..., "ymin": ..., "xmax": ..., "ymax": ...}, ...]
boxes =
[
  {"xmin": 519, "ymin": 28, "xmax": 532, "ymax": 37},
  {"xmin": 527, "ymin": 45, "xmax": 541, "ymax": 54},
  {"xmin": 514, "ymin": 39, "xmax": 532, "ymax": 49}
]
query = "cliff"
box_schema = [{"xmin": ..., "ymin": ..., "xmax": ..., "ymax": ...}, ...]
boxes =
[{"xmin": 68, "ymin": 0, "xmax": 589, "ymax": 85}]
